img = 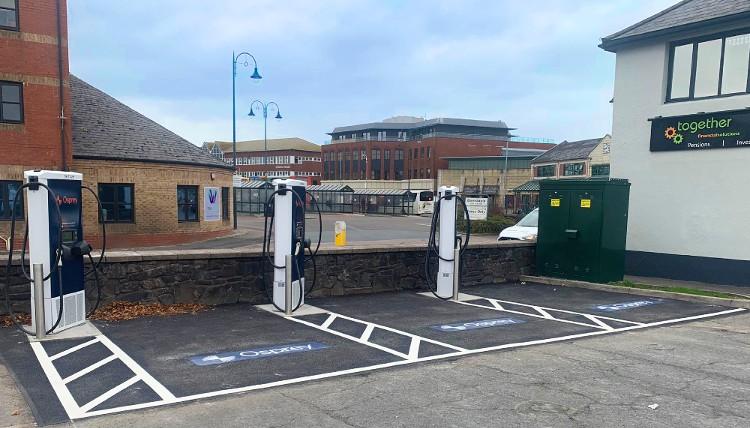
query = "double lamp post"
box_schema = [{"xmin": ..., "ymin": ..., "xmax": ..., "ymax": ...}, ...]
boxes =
[{"xmin": 231, "ymin": 51, "xmax": 283, "ymax": 228}]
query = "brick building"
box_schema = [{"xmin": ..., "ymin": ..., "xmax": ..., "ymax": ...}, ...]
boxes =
[
  {"xmin": 0, "ymin": 0, "xmax": 234, "ymax": 249},
  {"xmin": 322, "ymin": 116, "xmax": 556, "ymax": 187},
  {"xmin": 202, "ymin": 138, "xmax": 322, "ymax": 184}
]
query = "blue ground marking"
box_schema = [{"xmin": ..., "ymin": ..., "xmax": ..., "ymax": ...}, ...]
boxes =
[
  {"xmin": 431, "ymin": 318, "xmax": 525, "ymax": 332},
  {"xmin": 592, "ymin": 299, "xmax": 663, "ymax": 312},
  {"xmin": 189, "ymin": 342, "xmax": 330, "ymax": 366}
]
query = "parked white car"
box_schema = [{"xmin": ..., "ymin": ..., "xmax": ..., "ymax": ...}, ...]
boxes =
[{"xmin": 498, "ymin": 208, "xmax": 538, "ymax": 241}]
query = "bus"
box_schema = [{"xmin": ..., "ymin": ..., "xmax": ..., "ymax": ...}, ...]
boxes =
[{"xmin": 409, "ymin": 190, "xmax": 434, "ymax": 215}]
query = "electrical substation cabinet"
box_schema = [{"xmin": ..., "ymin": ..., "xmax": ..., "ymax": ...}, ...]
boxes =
[{"xmin": 536, "ymin": 178, "xmax": 630, "ymax": 283}]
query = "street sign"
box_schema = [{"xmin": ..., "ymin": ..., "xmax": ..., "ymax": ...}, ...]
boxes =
[{"xmin": 465, "ymin": 197, "xmax": 488, "ymax": 221}]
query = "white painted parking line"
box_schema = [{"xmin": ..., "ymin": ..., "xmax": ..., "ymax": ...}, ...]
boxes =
[
  {"xmin": 63, "ymin": 355, "xmax": 118, "ymax": 384},
  {"xmin": 97, "ymin": 335, "xmax": 176, "ymax": 401},
  {"xmin": 75, "ymin": 307, "xmax": 746, "ymax": 420},
  {"xmin": 30, "ymin": 342, "xmax": 82, "ymax": 420},
  {"xmin": 48, "ymin": 337, "xmax": 100, "ymax": 361},
  {"xmin": 420, "ymin": 291, "xmax": 645, "ymax": 330},
  {"xmin": 80, "ymin": 376, "xmax": 140, "ymax": 413}
]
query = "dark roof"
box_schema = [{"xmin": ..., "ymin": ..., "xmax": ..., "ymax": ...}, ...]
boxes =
[
  {"xmin": 307, "ymin": 184, "xmax": 354, "ymax": 192},
  {"xmin": 71, "ymin": 75, "xmax": 232, "ymax": 169},
  {"xmin": 330, "ymin": 117, "xmax": 510, "ymax": 134},
  {"xmin": 532, "ymin": 137, "xmax": 603, "ymax": 164},
  {"xmin": 236, "ymin": 180, "xmax": 273, "ymax": 189},
  {"xmin": 601, "ymin": 0, "xmax": 750, "ymax": 51},
  {"xmin": 513, "ymin": 180, "xmax": 540, "ymax": 192},
  {"xmin": 205, "ymin": 138, "xmax": 321, "ymax": 153}
]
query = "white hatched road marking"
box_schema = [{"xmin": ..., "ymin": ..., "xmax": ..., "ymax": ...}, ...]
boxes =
[
  {"xmin": 80, "ymin": 376, "xmax": 140, "ymax": 413},
  {"xmin": 63, "ymin": 355, "xmax": 118, "ymax": 384},
  {"xmin": 76, "ymin": 307, "xmax": 746, "ymax": 420},
  {"xmin": 30, "ymin": 333, "xmax": 175, "ymax": 420},
  {"xmin": 49, "ymin": 338, "xmax": 100, "ymax": 361},
  {"xmin": 29, "ymin": 302, "xmax": 745, "ymax": 421},
  {"xmin": 435, "ymin": 293, "xmax": 646, "ymax": 331}
]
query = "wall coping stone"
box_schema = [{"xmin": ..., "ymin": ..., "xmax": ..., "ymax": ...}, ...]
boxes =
[{"xmin": 3, "ymin": 240, "xmax": 534, "ymax": 265}]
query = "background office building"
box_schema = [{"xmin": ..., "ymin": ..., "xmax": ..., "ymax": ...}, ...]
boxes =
[
  {"xmin": 203, "ymin": 138, "xmax": 322, "ymax": 184},
  {"xmin": 321, "ymin": 116, "xmax": 555, "ymax": 186},
  {"xmin": 601, "ymin": 0, "xmax": 750, "ymax": 286}
]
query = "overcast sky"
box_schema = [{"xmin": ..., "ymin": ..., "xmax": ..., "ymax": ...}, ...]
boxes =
[{"xmin": 67, "ymin": 0, "xmax": 675, "ymax": 146}]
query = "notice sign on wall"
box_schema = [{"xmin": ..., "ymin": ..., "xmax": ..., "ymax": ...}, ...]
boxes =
[
  {"xmin": 650, "ymin": 109, "xmax": 750, "ymax": 152},
  {"xmin": 465, "ymin": 197, "xmax": 489, "ymax": 220},
  {"xmin": 204, "ymin": 187, "xmax": 221, "ymax": 222}
]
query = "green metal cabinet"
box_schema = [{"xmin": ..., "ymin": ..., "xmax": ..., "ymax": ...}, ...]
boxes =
[{"xmin": 536, "ymin": 179, "xmax": 630, "ymax": 283}]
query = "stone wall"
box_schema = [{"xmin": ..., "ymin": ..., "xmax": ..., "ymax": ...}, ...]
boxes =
[{"xmin": 0, "ymin": 242, "xmax": 534, "ymax": 314}]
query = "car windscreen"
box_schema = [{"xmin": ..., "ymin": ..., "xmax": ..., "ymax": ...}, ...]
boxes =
[{"xmin": 517, "ymin": 209, "xmax": 538, "ymax": 227}]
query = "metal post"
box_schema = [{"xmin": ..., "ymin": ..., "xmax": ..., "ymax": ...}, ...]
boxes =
[
  {"xmin": 284, "ymin": 254, "xmax": 293, "ymax": 315},
  {"xmin": 232, "ymin": 52, "xmax": 238, "ymax": 230},
  {"xmin": 452, "ymin": 248, "xmax": 460, "ymax": 301},
  {"xmin": 33, "ymin": 263, "xmax": 46, "ymax": 338}
]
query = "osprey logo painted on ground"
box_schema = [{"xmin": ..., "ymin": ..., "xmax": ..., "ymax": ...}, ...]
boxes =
[
  {"xmin": 593, "ymin": 299, "xmax": 663, "ymax": 312},
  {"xmin": 431, "ymin": 318, "xmax": 524, "ymax": 332},
  {"xmin": 189, "ymin": 342, "xmax": 330, "ymax": 366}
]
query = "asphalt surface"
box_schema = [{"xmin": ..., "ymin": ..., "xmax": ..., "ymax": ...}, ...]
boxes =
[
  {"xmin": 1, "ymin": 283, "xmax": 746, "ymax": 427},
  {"xmin": 4, "ymin": 311, "xmax": 746, "ymax": 428},
  {"xmin": 162, "ymin": 214, "xmax": 440, "ymax": 250}
]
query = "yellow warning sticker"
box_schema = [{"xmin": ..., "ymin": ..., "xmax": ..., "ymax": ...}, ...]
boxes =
[
  {"xmin": 580, "ymin": 199, "xmax": 591, "ymax": 208},
  {"xmin": 550, "ymin": 198, "xmax": 560, "ymax": 207}
]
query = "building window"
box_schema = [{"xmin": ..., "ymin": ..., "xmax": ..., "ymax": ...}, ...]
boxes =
[
  {"xmin": 222, "ymin": 187, "xmax": 229, "ymax": 220},
  {"xmin": 426, "ymin": 147, "xmax": 431, "ymax": 159},
  {"xmin": 535, "ymin": 165, "xmax": 555, "ymax": 178},
  {"xmin": 668, "ymin": 31, "xmax": 750, "ymax": 101},
  {"xmin": 561, "ymin": 162, "xmax": 585, "ymax": 177},
  {"xmin": 395, "ymin": 149, "xmax": 404, "ymax": 160},
  {"xmin": 98, "ymin": 183, "xmax": 134, "ymax": 223},
  {"xmin": 371, "ymin": 149, "xmax": 380, "ymax": 160},
  {"xmin": 0, "ymin": 180, "xmax": 23, "ymax": 220},
  {"xmin": 177, "ymin": 185, "xmax": 199, "ymax": 222},
  {"xmin": 591, "ymin": 164, "xmax": 610, "ymax": 177},
  {"xmin": 426, "ymin": 168, "xmax": 431, "ymax": 178},
  {"xmin": 0, "ymin": 81, "xmax": 23, "ymax": 123},
  {"xmin": 420, "ymin": 147, "xmax": 425, "ymax": 159},
  {"xmin": 419, "ymin": 169, "xmax": 424, "ymax": 178},
  {"xmin": 0, "ymin": 0, "xmax": 18, "ymax": 31}
]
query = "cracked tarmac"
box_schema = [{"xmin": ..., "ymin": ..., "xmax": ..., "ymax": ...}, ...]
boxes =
[{"xmin": 4, "ymin": 312, "xmax": 747, "ymax": 427}]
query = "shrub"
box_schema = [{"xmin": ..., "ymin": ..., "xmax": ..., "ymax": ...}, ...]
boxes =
[{"xmin": 457, "ymin": 215, "xmax": 516, "ymax": 234}]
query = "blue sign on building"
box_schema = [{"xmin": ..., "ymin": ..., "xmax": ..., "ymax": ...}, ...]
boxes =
[
  {"xmin": 189, "ymin": 342, "xmax": 330, "ymax": 366},
  {"xmin": 431, "ymin": 318, "xmax": 524, "ymax": 332}
]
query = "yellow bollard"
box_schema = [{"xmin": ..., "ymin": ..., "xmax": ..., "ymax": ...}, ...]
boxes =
[{"xmin": 334, "ymin": 221, "xmax": 347, "ymax": 246}]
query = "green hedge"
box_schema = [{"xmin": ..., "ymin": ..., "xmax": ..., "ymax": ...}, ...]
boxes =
[{"xmin": 457, "ymin": 215, "xmax": 516, "ymax": 234}]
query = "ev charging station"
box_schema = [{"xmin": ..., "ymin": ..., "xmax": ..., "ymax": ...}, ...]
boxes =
[
  {"xmin": 24, "ymin": 170, "xmax": 88, "ymax": 332},
  {"xmin": 436, "ymin": 186, "xmax": 459, "ymax": 299},
  {"xmin": 426, "ymin": 185, "xmax": 471, "ymax": 300},
  {"xmin": 271, "ymin": 179, "xmax": 308, "ymax": 312}
]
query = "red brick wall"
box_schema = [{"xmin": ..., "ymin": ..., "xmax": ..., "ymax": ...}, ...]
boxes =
[
  {"xmin": 0, "ymin": 0, "xmax": 72, "ymax": 171},
  {"xmin": 322, "ymin": 138, "xmax": 555, "ymax": 181}
]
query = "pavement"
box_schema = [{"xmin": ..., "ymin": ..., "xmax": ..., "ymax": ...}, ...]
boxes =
[
  {"xmin": 2, "ymin": 312, "xmax": 747, "ymax": 427},
  {"xmin": 626, "ymin": 275, "xmax": 750, "ymax": 298}
]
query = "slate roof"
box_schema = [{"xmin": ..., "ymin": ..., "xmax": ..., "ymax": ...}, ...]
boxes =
[
  {"xmin": 513, "ymin": 180, "xmax": 540, "ymax": 192},
  {"xmin": 307, "ymin": 184, "xmax": 354, "ymax": 192},
  {"xmin": 331, "ymin": 117, "xmax": 510, "ymax": 134},
  {"xmin": 601, "ymin": 0, "xmax": 750, "ymax": 51},
  {"xmin": 70, "ymin": 75, "xmax": 231, "ymax": 169},
  {"xmin": 205, "ymin": 138, "xmax": 321, "ymax": 153},
  {"xmin": 532, "ymin": 137, "xmax": 603, "ymax": 164}
]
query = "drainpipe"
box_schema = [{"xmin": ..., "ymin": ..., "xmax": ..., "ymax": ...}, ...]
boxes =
[{"xmin": 55, "ymin": 0, "xmax": 68, "ymax": 171}]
